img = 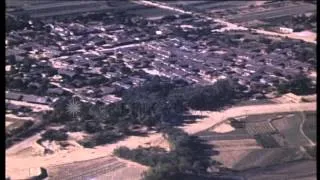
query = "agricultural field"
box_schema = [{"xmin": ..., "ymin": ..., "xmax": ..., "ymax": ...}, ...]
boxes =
[
  {"xmin": 239, "ymin": 160, "xmax": 316, "ymax": 180},
  {"xmin": 271, "ymin": 113, "xmax": 311, "ymax": 146},
  {"xmin": 302, "ymin": 112, "xmax": 316, "ymax": 143},
  {"xmin": 227, "ymin": 3, "xmax": 315, "ymax": 23},
  {"xmin": 212, "ymin": 147, "xmax": 308, "ymax": 171},
  {"xmin": 254, "ymin": 134, "xmax": 281, "ymax": 148},
  {"xmin": 208, "ymin": 139, "xmax": 261, "ymax": 151},
  {"xmin": 232, "ymin": 147, "xmax": 308, "ymax": 171},
  {"xmin": 192, "ymin": 1, "xmax": 250, "ymax": 11},
  {"xmin": 94, "ymin": 165, "xmax": 146, "ymax": 180},
  {"xmin": 200, "ymin": 111, "xmax": 316, "ymax": 172},
  {"xmin": 197, "ymin": 127, "xmax": 253, "ymax": 141},
  {"xmin": 212, "ymin": 149, "xmax": 255, "ymax": 169},
  {"xmin": 238, "ymin": 112, "xmax": 291, "ymax": 123},
  {"xmin": 245, "ymin": 121, "xmax": 276, "ymax": 135},
  {"xmin": 47, "ymin": 157, "xmax": 127, "ymax": 180},
  {"xmin": 126, "ymin": 7, "xmax": 181, "ymax": 19},
  {"xmin": 166, "ymin": 1, "xmax": 209, "ymax": 6}
]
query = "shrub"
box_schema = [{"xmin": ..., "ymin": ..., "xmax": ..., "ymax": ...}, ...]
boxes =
[
  {"xmin": 94, "ymin": 131, "xmax": 123, "ymax": 145},
  {"xmin": 41, "ymin": 129, "xmax": 68, "ymax": 141},
  {"xmin": 277, "ymin": 75, "xmax": 315, "ymax": 95},
  {"xmin": 85, "ymin": 121, "xmax": 102, "ymax": 134}
]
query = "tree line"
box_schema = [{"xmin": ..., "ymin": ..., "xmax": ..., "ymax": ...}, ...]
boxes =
[{"xmin": 15, "ymin": 77, "xmax": 236, "ymax": 148}]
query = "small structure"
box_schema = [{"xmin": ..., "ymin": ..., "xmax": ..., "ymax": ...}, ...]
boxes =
[
  {"xmin": 47, "ymin": 88, "xmax": 64, "ymax": 96},
  {"xmin": 100, "ymin": 86, "xmax": 116, "ymax": 95},
  {"xmin": 279, "ymin": 27, "xmax": 293, "ymax": 34},
  {"xmin": 22, "ymin": 95, "xmax": 51, "ymax": 105},
  {"xmin": 58, "ymin": 69, "xmax": 76, "ymax": 79},
  {"xmin": 6, "ymin": 91, "xmax": 23, "ymax": 101}
]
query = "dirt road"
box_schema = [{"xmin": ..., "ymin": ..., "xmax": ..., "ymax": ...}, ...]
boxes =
[{"xmin": 184, "ymin": 102, "xmax": 316, "ymax": 134}]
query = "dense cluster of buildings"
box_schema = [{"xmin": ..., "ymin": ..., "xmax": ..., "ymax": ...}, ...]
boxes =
[{"xmin": 5, "ymin": 10, "xmax": 316, "ymax": 117}]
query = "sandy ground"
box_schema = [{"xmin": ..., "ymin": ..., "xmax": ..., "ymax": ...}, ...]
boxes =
[
  {"xmin": 67, "ymin": 131, "xmax": 89, "ymax": 142},
  {"xmin": 213, "ymin": 149, "xmax": 254, "ymax": 169},
  {"xmin": 301, "ymin": 95, "xmax": 317, "ymax": 102},
  {"xmin": 6, "ymin": 121, "xmax": 14, "ymax": 127},
  {"xmin": 7, "ymin": 100, "xmax": 53, "ymax": 112},
  {"xmin": 272, "ymin": 93, "xmax": 302, "ymax": 104},
  {"xmin": 6, "ymin": 100, "xmax": 316, "ymax": 179},
  {"xmin": 308, "ymin": 71, "xmax": 317, "ymax": 80},
  {"xmin": 6, "ymin": 114, "xmax": 35, "ymax": 120},
  {"xmin": 211, "ymin": 123, "xmax": 235, "ymax": 133},
  {"xmin": 6, "ymin": 134, "xmax": 43, "ymax": 156},
  {"xmin": 97, "ymin": 158, "xmax": 148, "ymax": 180}
]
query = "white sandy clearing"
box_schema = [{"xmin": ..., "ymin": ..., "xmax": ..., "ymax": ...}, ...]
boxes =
[
  {"xmin": 294, "ymin": 31, "xmax": 316, "ymax": 37},
  {"xmin": 308, "ymin": 71, "xmax": 317, "ymax": 79},
  {"xmin": 255, "ymin": 1, "xmax": 267, "ymax": 6},
  {"xmin": 94, "ymin": 159, "xmax": 148, "ymax": 180},
  {"xmin": 272, "ymin": 93, "xmax": 302, "ymax": 104},
  {"xmin": 6, "ymin": 121, "xmax": 14, "ymax": 127},
  {"xmin": 6, "ymin": 114, "xmax": 35, "ymax": 121},
  {"xmin": 211, "ymin": 123, "xmax": 235, "ymax": 133},
  {"xmin": 67, "ymin": 131, "xmax": 89, "ymax": 142}
]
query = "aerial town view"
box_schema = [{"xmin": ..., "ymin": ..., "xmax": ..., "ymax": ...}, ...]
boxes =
[{"xmin": 5, "ymin": 0, "xmax": 317, "ymax": 180}]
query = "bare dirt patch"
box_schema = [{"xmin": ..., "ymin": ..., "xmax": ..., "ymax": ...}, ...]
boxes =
[
  {"xmin": 211, "ymin": 122, "xmax": 235, "ymax": 133},
  {"xmin": 212, "ymin": 149, "xmax": 254, "ymax": 169},
  {"xmin": 46, "ymin": 156, "xmax": 147, "ymax": 180},
  {"xmin": 208, "ymin": 139, "xmax": 261, "ymax": 151},
  {"xmin": 67, "ymin": 131, "xmax": 89, "ymax": 142},
  {"xmin": 6, "ymin": 121, "xmax": 14, "ymax": 127}
]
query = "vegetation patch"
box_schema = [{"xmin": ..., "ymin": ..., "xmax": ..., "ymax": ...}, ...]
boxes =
[
  {"xmin": 277, "ymin": 75, "xmax": 316, "ymax": 95},
  {"xmin": 39, "ymin": 78, "xmax": 237, "ymax": 148},
  {"xmin": 254, "ymin": 134, "xmax": 280, "ymax": 148},
  {"xmin": 114, "ymin": 127, "xmax": 218, "ymax": 180},
  {"xmin": 40, "ymin": 129, "xmax": 68, "ymax": 142}
]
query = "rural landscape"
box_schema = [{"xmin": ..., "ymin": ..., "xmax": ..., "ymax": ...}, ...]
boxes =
[{"xmin": 6, "ymin": 1, "xmax": 316, "ymax": 180}]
